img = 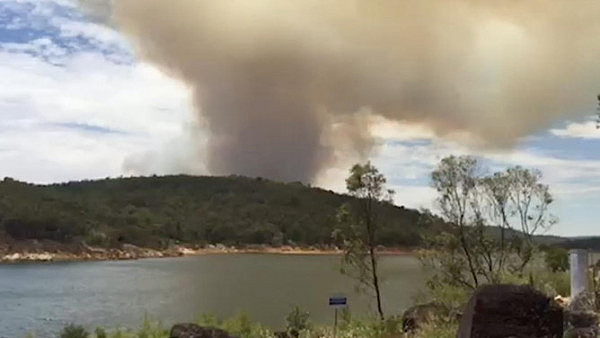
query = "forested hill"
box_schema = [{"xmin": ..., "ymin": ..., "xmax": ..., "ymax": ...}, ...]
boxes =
[{"xmin": 0, "ymin": 175, "xmax": 441, "ymax": 249}]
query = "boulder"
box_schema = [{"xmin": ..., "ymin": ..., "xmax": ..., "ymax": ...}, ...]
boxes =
[
  {"xmin": 564, "ymin": 310, "xmax": 598, "ymax": 328},
  {"xmin": 564, "ymin": 292, "xmax": 599, "ymax": 335},
  {"xmin": 564, "ymin": 327, "xmax": 599, "ymax": 338},
  {"xmin": 568, "ymin": 292, "xmax": 596, "ymax": 312},
  {"xmin": 401, "ymin": 302, "xmax": 450, "ymax": 332},
  {"xmin": 457, "ymin": 284, "xmax": 563, "ymax": 338},
  {"xmin": 170, "ymin": 323, "xmax": 236, "ymax": 338}
]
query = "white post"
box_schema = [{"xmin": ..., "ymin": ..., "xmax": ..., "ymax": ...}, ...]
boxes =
[{"xmin": 570, "ymin": 249, "xmax": 589, "ymax": 298}]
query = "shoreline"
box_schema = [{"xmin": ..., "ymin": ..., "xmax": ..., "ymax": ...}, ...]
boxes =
[
  {"xmin": 0, "ymin": 243, "xmax": 414, "ymax": 264},
  {"xmin": 180, "ymin": 247, "xmax": 413, "ymax": 256}
]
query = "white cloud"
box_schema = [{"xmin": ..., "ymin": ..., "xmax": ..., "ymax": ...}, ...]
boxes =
[
  {"xmin": 391, "ymin": 185, "xmax": 437, "ymax": 210},
  {"xmin": 1, "ymin": 38, "xmax": 69, "ymax": 64},
  {"xmin": 368, "ymin": 116, "xmax": 435, "ymax": 142},
  {"xmin": 0, "ymin": 47, "xmax": 192, "ymax": 133},
  {"xmin": 0, "ymin": 20, "xmax": 198, "ymax": 183},
  {"xmin": 50, "ymin": 15, "xmax": 132, "ymax": 52},
  {"xmin": 1, "ymin": 0, "xmax": 75, "ymax": 30},
  {"xmin": 484, "ymin": 149, "xmax": 600, "ymax": 186},
  {"xmin": 313, "ymin": 163, "xmax": 436, "ymax": 210},
  {"xmin": 0, "ymin": 124, "xmax": 138, "ymax": 182},
  {"xmin": 550, "ymin": 119, "xmax": 600, "ymax": 139},
  {"xmin": 314, "ymin": 129, "xmax": 600, "ymax": 234}
]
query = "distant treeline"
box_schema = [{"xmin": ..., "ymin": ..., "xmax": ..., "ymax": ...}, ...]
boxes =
[{"xmin": 0, "ymin": 175, "xmax": 446, "ymax": 248}]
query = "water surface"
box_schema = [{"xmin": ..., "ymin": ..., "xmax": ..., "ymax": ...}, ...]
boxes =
[{"xmin": 0, "ymin": 254, "xmax": 423, "ymax": 337}]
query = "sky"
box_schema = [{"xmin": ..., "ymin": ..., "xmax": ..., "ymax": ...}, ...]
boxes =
[{"xmin": 1, "ymin": 0, "xmax": 599, "ymax": 237}]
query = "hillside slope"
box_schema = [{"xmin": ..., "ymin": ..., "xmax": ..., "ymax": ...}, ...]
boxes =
[{"xmin": 0, "ymin": 175, "xmax": 439, "ymax": 249}]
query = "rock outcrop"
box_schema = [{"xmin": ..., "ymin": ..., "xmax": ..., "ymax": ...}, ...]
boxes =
[
  {"xmin": 0, "ymin": 239, "xmax": 186, "ymax": 263},
  {"xmin": 457, "ymin": 284, "xmax": 563, "ymax": 338}
]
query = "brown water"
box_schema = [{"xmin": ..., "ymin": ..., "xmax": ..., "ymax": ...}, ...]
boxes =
[{"xmin": 0, "ymin": 254, "xmax": 424, "ymax": 337}]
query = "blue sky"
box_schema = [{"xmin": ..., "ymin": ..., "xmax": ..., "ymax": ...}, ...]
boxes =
[{"xmin": 1, "ymin": 0, "xmax": 600, "ymax": 237}]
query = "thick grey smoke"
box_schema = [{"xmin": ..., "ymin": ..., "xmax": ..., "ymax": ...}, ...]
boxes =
[{"xmin": 104, "ymin": 1, "xmax": 600, "ymax": 182}]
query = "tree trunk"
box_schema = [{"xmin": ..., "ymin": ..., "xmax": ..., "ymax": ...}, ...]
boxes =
[
  {"xmin": 366, "ymin": 196, "xmax": 384, "ymax": 320},
  {"xmin": 456, "ymin": 201, "xmax": 478, "ymax": 288},
  {"xmin": 458, "ymin": 224, "xmax": 479, "ymax": 288},
  {"xmin": 369, "ymin": 245, "xmax": 385, "ymax": 321}
]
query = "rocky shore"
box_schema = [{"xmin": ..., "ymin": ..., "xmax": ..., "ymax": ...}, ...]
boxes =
[
  {"xmin": 0, "ymin": 240, "xmax": 179, "ymax": 263},
  {"xmin": 0, "ymin": 239, "xmax": 411, "ymax": 263}
]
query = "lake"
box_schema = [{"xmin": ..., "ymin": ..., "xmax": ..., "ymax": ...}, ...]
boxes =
[{"xmin": 0, "ymin": 254, "xmax": 424, "ymax": 337}]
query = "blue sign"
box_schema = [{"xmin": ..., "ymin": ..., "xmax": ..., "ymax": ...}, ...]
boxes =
[{"xmin": 329, "ymin": 296, "xmax": 347, "ymax": 308}]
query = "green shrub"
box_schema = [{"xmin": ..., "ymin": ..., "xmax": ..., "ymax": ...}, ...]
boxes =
[
  {"xmin": 503, "ymin": 254, "xmax": 570, "ymax": 297},
  {"xmin": 544, "ymin": 246, "xmax": 569, "ymax": 272},
  {"xmin": 413, "ymin": 320, "xmax": 457, "ymax": 338},
  {"xmin": 285, "ymin": 306, "xmax": 311, "ymax": 333},
  {"xmin": 95, "ymin": 327, "xmax": 107, "ymax": 338},
  {"xmin": 222, "ymin": 312, "xmax": 254, "ymax": 337},
  {"xmin": 536, "ymin": 270, "xmax": 570, "ymax": 297},
  {"xmin": 196, "ymin": 313, "xmax": 222, "ymax": 327},
  {"xmin": 106, "ymin": 330, "xmax": 129, "ymax": 338},
  {"xmin": 196, "ymin": 312, "xmax": 272, "ymax": 338},
  {"xmin": 137, "ymin": 318, "xmax": 168, "ymax": 338},
  {"xmin": 380, "ymin": 315, "xmax": 403, "ymax": 336},
  {"xmin": 414, "ymin": 280, "xmax": 471, "ymax": 311},
  {"xmin": 60, "ymin": 324, "xmax": 88, "ymax": 338},
  {"xmin": 299, "ymin": 317, "xmax": 403, "ymax": 338}
]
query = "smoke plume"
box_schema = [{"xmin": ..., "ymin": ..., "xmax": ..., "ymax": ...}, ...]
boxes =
[{"xmin": 104, "ymin": 1, "xmax": 600, "ymax": 182}]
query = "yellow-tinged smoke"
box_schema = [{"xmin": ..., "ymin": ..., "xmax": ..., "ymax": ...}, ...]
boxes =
[{"xmin": 95, "ymin": 1, "xmax": 600, "ymax": 181}]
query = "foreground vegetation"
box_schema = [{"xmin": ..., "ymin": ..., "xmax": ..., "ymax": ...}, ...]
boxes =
[{"xmin": 50, "ymin": 310, "xmax": 456, "ymax": 338}]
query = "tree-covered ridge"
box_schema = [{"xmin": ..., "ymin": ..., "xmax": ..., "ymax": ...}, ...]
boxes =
[{"xmin": 0, "ymin": 175, "xmax": 435, "ymax": 249}]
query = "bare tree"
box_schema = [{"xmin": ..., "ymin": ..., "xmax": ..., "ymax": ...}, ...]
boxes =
[
  {"xmin": 423, "ymin": 155, "xmax": 556, "ymax": 290},
  {"xmin": 333, "ymin": 162, "xmax": 394, "ymax": 321},
  {"xmin": 430, "ymin": 155, "xmax": 481, "ymax": 287},
  {"xmin": 503, "ymin": 166, "xmax": 556, "ymax": 271}
]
